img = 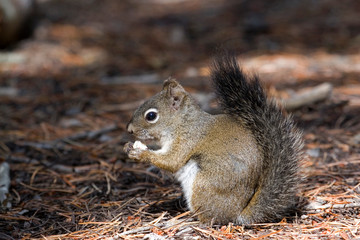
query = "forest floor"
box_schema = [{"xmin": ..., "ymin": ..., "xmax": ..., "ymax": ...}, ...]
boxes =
[{"xmin": 0, "ymin": 0, "xmax": 360, "ymax": 239}]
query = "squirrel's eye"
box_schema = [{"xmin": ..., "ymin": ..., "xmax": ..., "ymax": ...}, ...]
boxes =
[{"xmin": 144, "ymin": 108, "xmax": 159, "ymax": 123}]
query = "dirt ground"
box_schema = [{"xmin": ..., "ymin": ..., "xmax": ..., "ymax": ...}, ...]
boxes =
[{"xmin": 0, "ymin": 0, "xmax": 359, "ymax": 239}]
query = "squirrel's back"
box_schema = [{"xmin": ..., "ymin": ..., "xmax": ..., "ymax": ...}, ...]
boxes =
[{"xmin": 212, "ymin": 54, "xmax": 303, "ymax": 223}]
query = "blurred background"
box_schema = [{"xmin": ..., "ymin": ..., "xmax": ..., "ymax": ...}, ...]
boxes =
[
  {"xmin": 1, "ymin": 0, "xmax": 360, "ymax": 126},
  {"xmin": 1, "ymin": 0, "xmax": 360, "ymax": 239}
]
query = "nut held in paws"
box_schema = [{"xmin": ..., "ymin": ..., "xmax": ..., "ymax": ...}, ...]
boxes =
[{"xmin": 133, "ymin": 140, "xmax": 148, "ymax": 150}]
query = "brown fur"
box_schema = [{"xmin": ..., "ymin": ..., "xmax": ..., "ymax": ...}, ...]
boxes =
[{"xmin": 124, "ymin": 55, "xmax": 303, "ymax": 224}]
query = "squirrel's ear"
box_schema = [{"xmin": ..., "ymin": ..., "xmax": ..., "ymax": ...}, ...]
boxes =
[{"xmin": 163, "ymin": 78, "xmax": 186, "ymax": 110}]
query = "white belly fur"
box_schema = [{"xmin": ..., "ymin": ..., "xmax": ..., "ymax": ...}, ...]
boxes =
[{"xmin": 175, "ymin": 160, "xmax": 199, "ymax": 211}]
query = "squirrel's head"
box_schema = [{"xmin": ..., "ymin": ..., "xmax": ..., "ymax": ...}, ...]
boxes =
[{"xmin": 126, "ymin": 78, "xmax": 198, "ymax": 143}]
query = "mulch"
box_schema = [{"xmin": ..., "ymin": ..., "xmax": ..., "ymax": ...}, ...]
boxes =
[{"xmin": 0, "ymin": 0, "xmax": 359, "ymax": 239}]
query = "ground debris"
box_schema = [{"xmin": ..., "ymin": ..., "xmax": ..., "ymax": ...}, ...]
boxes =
[{"xmin": 1, "ymin": 0, "xmax": 360, "ymax": 239}]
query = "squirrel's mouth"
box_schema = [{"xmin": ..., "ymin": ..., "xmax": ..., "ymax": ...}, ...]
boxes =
[
  {"xmin": 132, "ymin": 130, "xmax": 162, "ymax": 151},
  {"xmin": 133, "ymin": 132, "xmax": 154, "ymax": 140},
  {"xmin": 128, "ymin": 127, "xmax": 162, "ymax": 151}
]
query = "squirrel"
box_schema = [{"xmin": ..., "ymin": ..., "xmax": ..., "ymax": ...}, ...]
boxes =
[{"xmin": 124, "ymin": 54, "xmax": 303, "ymax": 224}]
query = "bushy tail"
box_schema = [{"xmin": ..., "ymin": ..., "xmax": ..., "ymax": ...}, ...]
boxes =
[{"xmin": 212, "ymin": 54, "xmax": 303, "ymax": 223}]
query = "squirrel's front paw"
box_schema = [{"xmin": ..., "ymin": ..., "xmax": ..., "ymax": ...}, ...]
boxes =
[
  {"xmin": 124, "ymin": 141, "xmax": 147, "ymax": 161},
  {"xmin": 124, "ymin": 142, "xmax": 134, "ymax": 154}
]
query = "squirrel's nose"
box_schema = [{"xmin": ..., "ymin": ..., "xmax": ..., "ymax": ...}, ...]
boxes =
[{"xmin": 127, "ymin": 123, "xmax": 134, "ymax": 134}]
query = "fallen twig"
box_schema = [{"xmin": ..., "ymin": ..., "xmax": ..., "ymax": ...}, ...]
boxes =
[
  {"xmin": 284, "ymin": 83, "xmax": 333, "ymax": 110},
  {"xmin": 19, "ymin": 182, "xmax": 75, "ymax": 193},
  {"xmin": 99, "ymin": 100, "xmax": 145, "ymax": 113},
  {"xmin": 306, "ymin": 198, "xmax": 360, "ymax": 210},
  {"xmin": 8, "ymin": 155, "xmax": 100, "ymax": 173},
  {"xmin": 57, "ymin": 124, "xmax": 119, "ymax": 142},
  {"xmin": 101, "ymin": 73, "xmax": 160, "ymax": 85}
]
